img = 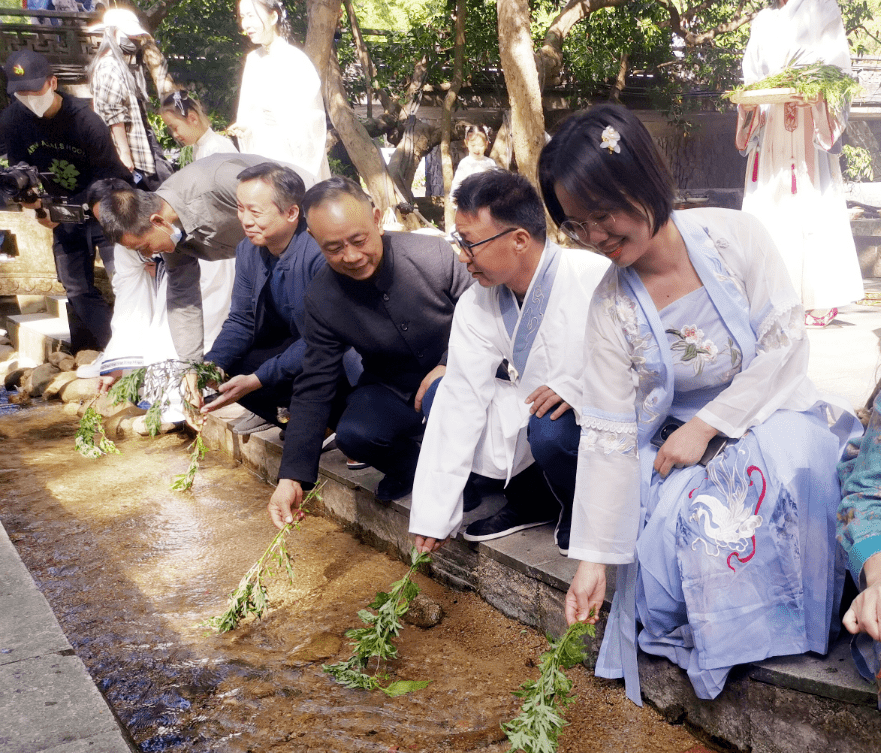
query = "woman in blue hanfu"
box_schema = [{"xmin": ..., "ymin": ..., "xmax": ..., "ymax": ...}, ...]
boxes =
[{"xmin": 538, "ymin": 103, "xmax": 862, "ymax": 704}]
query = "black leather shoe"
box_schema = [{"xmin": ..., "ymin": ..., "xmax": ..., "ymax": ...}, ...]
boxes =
[
  {"xmin": 375, "ymin": 474, "xmax": 414, "ymax": 502},
  {"xmin": 462, "ymin": 503, "xmax": 554, "ymax": 542}
]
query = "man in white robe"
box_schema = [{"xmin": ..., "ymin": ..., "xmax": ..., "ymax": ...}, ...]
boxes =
[{"xmin": 409, "ymin": 171, "xmax": 608, "ymax": 555}]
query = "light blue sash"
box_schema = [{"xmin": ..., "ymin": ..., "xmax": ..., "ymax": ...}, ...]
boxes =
[{"xmin": 497, "ymin": 240, "xmax": 561, "ymax": 382}]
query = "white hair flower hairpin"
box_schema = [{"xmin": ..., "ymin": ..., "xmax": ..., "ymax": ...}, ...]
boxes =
[{"xmin": 601, "ymin": 126, "xmax": 621, "ymax": 154}]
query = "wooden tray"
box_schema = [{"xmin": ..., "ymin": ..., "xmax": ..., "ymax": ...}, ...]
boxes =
[{"xmin": 728, "ymin": 87, "xmax": 799, "ymax": 105}]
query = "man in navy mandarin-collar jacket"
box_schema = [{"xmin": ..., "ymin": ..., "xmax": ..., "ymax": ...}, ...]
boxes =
[{"xmin": 199, "ymin": 162, "xmax": 333, "ymax": 431}]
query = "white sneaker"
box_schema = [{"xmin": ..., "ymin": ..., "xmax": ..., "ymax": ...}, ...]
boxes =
[{"xmin": 76, "ymin": 352, "xmax": 104, "ymax": 379}]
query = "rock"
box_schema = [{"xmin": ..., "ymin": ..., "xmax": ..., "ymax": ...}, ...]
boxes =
[
  {"xmin": 285, "ymin": 632, "xmax": 342, "ymax": 666},
  {"xmin": 74, "ymin": 349, "xmax": 101, "ymax": 367},
  {"xmin": 113, "ymin": 417, "xmax": 140, "ymax": 438},
  {"xmin": 58, "ymin": 356, "xmax": 76, "ymax": 372},
  {"xmin": 43, "ymin": 371, "xmax": 80, "ymax": 400},
  {"xmin": 8, "ymin": 391, "xmax": 31, "ymax": 406},
  {"xmin": 25, "ymin": 363, "xmax": 61, "ymax": 397},
  {"xmin": 58, "ymin": 378, "xmax": 101, "ymax": 403},
  {"xmin": 47, "ymin": 351, "xmax": 70, "ymax": 367},
  {"xmin": 62, "ymin": 401, "xmax": 81, "ymax": 416},
  {"xmin": 0, "ymin": 357, "xmax": 19, "ymax": 379},
  {"xmin": 131, "ymin": 414, "xmax": 183, "ymax": 436},
  {"xmin": 402, "ymin": 594, "xmax": 444, "ymax": 628},
  {"xmin": 95, "ymin": 394, "xmax": 147, "ymax": 418},
  {"xmin": 104, "ymin": 406, "xmax": 147, "ymax": 437},
  {"xmin": 4, "ymin": 367, "xmax": 32, "ymax": 391}
]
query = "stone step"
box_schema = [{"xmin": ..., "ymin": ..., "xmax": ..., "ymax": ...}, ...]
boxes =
[
  {"xmin": 44, "ymin": 294, "xmax": 68, "ymax": 325},
  {"xmin": 197, "ymin": 410, "xmax": 881, "ymax": 753},
  {"xmin": 6, "ymin": 313, "xmax": 70, "ymax": 364}
]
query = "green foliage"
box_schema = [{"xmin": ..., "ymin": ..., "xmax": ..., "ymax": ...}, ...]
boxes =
[
  {"xmin": 502, "ymin": 620, "xmax": 596, "ymax": 753},
  {"xmin": 75, "ymin": 406, "xmax": 120, "ymax": 459},
  {"xmin": 323, "ymin": 547, "xmax": 432, "ymax": 696},
  {"xmin": 108, "ymin": 368, "xmax": 147, "ymax": 407},
  {"xmin": 726, "ymin": 58, "xmax": 863, "ymax": 114},
  {"xmin": 203, "ymin": 484, "xmax": 321, "ymax": 633},
  {"xmin": 843, "ymin": 144, "xmax": 875, "ymax": 182},
  {"xmin": 170, "ymin": 434, "xmax": 208, "ymax": 491}
]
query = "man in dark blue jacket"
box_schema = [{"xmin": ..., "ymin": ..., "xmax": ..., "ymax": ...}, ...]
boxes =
[{"xmin": 199, "ymin": 162, "xmax": 324, "ymax": 433}]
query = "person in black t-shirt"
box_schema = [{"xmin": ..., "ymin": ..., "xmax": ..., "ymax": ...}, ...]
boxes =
[{"xmin": 1, "ymin": 50, "xmax": 132, "ymax": 352}]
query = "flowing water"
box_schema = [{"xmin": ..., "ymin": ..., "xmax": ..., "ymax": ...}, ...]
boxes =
[{"xmin": 0, "ymin": 403, "xmax": 701, "ymax": 753}]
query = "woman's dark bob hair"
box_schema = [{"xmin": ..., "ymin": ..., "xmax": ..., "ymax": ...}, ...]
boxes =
[{"xmin": 538, "ymin": 103, "xmax": 675, "ymax": 238}]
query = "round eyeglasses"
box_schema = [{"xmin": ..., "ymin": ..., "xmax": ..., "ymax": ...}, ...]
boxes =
[
  {"xmin": 450, "ymin": 227, "xmax": 517, "ymax": 259},
  {"xmin": 559, "ymin": 212, "xmax": 616, "ymax": 247}
]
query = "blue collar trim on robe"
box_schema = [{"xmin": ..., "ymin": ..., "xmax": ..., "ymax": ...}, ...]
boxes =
[
  {"xmin": 598, "ymin": 210, "xmax": 759, "ymax": 706},
  {"xmin": 497, "ymin": 239, "xmax": 561, "ymax": 382}
]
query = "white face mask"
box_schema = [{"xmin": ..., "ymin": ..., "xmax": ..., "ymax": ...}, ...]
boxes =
[
  {"xmin": 166, "ymin": 224, "xmax": 183, "ymax": 246},
  {"xmin": 15, "ymin": 87, "xmax": 55, "ymax": 117}
]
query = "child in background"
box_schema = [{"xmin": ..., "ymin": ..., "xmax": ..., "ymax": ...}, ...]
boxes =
[
  {"xmin": 160, "ymin": 90, "xmax": 236, "ymax": 162},
  {"xmin": 450, "ymin": 125, "xmax": 499, "ymax": 200}
]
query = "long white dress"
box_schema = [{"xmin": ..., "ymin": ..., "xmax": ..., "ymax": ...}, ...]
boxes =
[
  {"xmin": 409, "ymin": 242, "xmax": 608, "ymax": 541},
  {"xmin": 735, "ymin": 0, "xmax": 863, "ymax": 310},
  {"xmin": 236, "ymin": 39, "xmax": 331, "ymax": 180},
  {"xmin": 572, "ymin": 207, "xmax": 861, "ymax": 703}
]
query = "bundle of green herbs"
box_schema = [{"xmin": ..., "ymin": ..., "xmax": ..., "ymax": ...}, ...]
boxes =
[
  {"xmin": 203, "ymin": 484, "xmax": 322, "ymax": 633},
  {"xmin": 74, "ymin": 404, "xmax": 120, "ymax": 458},
  {"xmin": 323, "ymin": 548, "xmax": 432, "ymax": 697},
  {"xmin": 74, "ymin": 360, "xmax": 228, "ymax": 491},
  {"xmin": 726, "ymin": 56, "xmax": 862, "ymax": 114},
  {"xmin": 502, "ymin": 619, "xmax": 596, "ymax": 753}
]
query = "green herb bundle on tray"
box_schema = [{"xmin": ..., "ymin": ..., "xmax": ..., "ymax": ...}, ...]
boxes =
[{"xmin": 726, "ymin": 56, "xmax": 862, "ymax": 114}]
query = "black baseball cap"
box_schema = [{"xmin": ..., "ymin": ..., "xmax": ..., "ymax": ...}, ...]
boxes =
[{"xmin": 4, "ymin": 50, "xmax": 53, "ymax": 95}]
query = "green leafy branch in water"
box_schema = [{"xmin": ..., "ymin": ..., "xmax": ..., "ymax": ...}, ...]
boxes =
[
  {"xmin": 502, "ymin": 619, "xmax": 596, "ymax": 753},
  {"xmin": 203, "ymin": 484, "xmax": 323, "ymax": 633},
  {"xmin": 725, "ymin": 55, "xmax": 863, "ymax": 115},
  {"xmin": 323, "ymin": 548, "xmax": 432, "ymax": 697},
  {"xmin": 75, "ymin": 405, "xmax": 121, "ymax": 458},
  {"xmin": 170, "ymin": 362, "xmax": 227, "ymax": 491}
]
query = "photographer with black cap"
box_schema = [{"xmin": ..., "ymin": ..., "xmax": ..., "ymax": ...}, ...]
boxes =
[{"xmin": 0, "ymin": 49, "xmax": 132, "ymax": 356}]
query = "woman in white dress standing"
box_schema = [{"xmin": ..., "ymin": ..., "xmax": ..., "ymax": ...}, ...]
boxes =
[
  {"xmin": 735, "ymin": 0, "xmax": 863, "ymax": 327},
  {"xmin": 228, "ymin": 0, "xmax": 331, "ymax": 180}
]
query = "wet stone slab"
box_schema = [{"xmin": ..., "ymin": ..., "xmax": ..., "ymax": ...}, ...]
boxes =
[{"xmin": 0, "ymin": 654, "xmax": 132, "ymax": 753}]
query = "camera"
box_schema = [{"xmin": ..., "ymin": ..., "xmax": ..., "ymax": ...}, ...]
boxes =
[{"xmin": 0, "ymin": 162, "xmax": 89, "ymax": 223}]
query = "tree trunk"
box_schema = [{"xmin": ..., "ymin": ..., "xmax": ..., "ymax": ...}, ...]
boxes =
[
  {"xmin": 609, "ymin": 52, "xmax": 628, "ymax": 103},
  {"xmin": 342, "ymin": 0, "xmax": 375, "ymax": 119},
  {"xmin": 489, "ymin": 110, "xmax": 513, "ymax": 169},
  {"xmin": 497, "ymin": 0, "xmax": 545, "ymax": 186},
  {"xmin": 388, "ymin": 119, "xmax": 441, "ymax": 202},
  {"xmin": 537, "ymin": 0, "xmax": 625, "ymax": 90},
  {"xmin": 442, "ymin": 0, "xmax": 467, "ymax": 231},
  {"xmin": 325, "ymin": 52, "xmax": 418, "ymax": 227},
  {"xmin": 304, "ymin": 0, "xmax": 342, "ymax": 81},
  {"xmin": 140, "ymin": 39, "xmax": 175, "ymax": 97}
]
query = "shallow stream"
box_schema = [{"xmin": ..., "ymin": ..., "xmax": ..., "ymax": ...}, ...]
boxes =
[{"xmin": 0, "ymin": 404, "xmax": 699, "ymax": 752}]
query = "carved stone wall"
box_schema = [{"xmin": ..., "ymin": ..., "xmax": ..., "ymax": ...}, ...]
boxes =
[{"xmin": 0, "ymin": 211, "xmax": 64, "ymax": 297}]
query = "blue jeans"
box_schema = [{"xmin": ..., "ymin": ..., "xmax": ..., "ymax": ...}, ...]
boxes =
[
  {"xmin": 527, "ymin": 408, "xmax": 579, "ymax": 504},
  {"xmin": 334, "ymin": 383, "xmax": 426, "ymax": 480}
]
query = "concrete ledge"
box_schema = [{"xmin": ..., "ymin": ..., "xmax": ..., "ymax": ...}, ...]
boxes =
[
  {"xmin": 0, "ymin": 522, "xmax": 136, "ymax": 753},
  {"xmin": 197, "ymin": 409, "xmax": 881, "ymax": 752}
]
